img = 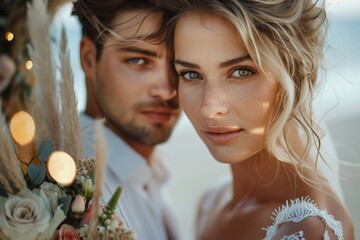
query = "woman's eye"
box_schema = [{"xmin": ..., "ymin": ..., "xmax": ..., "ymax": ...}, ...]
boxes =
[
  {"xmin": 231, "ymin": 68, "xmax": 254, "ymax": 78},
  {"xmin": 181, "ymin": 71, "xmax": 201, "ymax": 81},
  {"xmin": 127, "ymin": 58, "xmax": 146, "ymax": 65}
]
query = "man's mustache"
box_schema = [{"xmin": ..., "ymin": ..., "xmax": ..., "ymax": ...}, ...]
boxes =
[{"xmin": 137, "ymin": 99, "xmax": 180, "ymax": 110}]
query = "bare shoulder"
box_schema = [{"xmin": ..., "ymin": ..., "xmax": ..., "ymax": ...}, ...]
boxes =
[
  {"xmin": 197, "ymin": 201, "xmax": 280, "ymax": 239},
  {"xmin": 196, "ymin": 179, "xmax": 232, "ymax": 237},
  {"xmin": 197, "ymin": 178, "xmax": 231, "ymax": 210}
]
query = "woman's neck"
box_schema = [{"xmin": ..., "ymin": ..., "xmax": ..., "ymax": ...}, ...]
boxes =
[{"xmin": 229, "ymin": 150, "xmax": 294, "ymax": 207}]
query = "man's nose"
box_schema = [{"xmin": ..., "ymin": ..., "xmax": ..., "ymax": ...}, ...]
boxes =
[{"xmin": 149, "ymin": 67, "xmax": 177, "ymax": 100}]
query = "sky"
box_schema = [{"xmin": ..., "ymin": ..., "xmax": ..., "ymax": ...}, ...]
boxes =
[{"xmin": 327, "ymin": 0, "xmax": 360, "ymax": 19}]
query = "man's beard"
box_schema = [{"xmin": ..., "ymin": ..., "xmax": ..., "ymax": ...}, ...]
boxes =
[
  {"xmin": 100, "ymin": 100, "xmax": 178, "ymax": 146},
  {"xmin": 113, "ymin": 119, "xmax": 173, "ymax": 146}
]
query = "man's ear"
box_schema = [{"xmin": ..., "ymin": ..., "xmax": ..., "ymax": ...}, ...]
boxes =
[{"xmin": 80, "ymin": 36, "xmax": 97, "ymax": 77}]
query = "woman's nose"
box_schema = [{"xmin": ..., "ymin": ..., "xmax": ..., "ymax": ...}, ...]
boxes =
[{"xmin": 201, "ymin": 83, "xmax": 228, "ymax": 119}]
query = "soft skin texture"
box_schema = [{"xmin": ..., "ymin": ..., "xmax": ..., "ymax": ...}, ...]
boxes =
[
  {"xmin": 175, "ymin": 13, "xmax": 279, "ymax": 165},
  {"xmin": 174, "ymin": 12, "xmax": 353, "ymax": 239},
  {"xmin": 81, "ymin": 10, "xmax": 181, "ymax": 161}
]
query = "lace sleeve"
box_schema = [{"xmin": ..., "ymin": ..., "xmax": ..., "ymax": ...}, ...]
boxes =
[{"xmin": 262, "ymin": 197, "xmax": 343, "ymax": 240}]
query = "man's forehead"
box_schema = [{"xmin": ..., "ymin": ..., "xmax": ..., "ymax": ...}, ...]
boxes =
[{"xmin": 110, "ymin": 10, "xmax": 163, "ymax": 39}]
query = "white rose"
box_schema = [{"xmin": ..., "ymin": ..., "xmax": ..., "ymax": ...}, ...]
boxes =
[
  {"xmin": 71, "ymin": 195, "xmax": 85, "ymax": 214},
  {"xmin": 0, "ymin": 227, "xmax": 9, "ymax": 240},
  {"xmin": 40, "ymin": 181, "xmax": 66, "ymax": 213},
  {"xmin": 0, "ymin": 188, "xmax": 66, "ymax": 240}
]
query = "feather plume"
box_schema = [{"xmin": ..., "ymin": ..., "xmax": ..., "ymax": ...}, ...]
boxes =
[
  {"xmin": 89, "ymin": 119, "xmax": 107, "ymax": 239},
  {"xmin": 59, "ymin": 27, "xmax": 81, "ymax": 161},
  {"xmin": 0, "ymin": 106, "xmax": 26, "ymax": 194},
  {"xmin": 27, "ymin": 0, "xmax": 61, "ymax": 149}
]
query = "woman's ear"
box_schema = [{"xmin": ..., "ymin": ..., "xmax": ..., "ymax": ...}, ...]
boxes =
[{"xmin": 80, "ymin": 36, "xmax": 97, "ymax": 78}]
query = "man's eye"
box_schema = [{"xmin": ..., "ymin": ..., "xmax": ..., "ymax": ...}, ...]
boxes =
[
  {"xmin": 231, "ymin": 68, "xmax": 254, "ymax": 78},
  {"xmin": 127, "ymin": 58, "xmax": 146, "ymax": 65}
]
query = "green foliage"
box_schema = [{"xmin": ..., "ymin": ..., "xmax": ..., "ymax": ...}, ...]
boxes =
[
  {"xmin": 28, "ymin": 163, "xmax": 46, "ymax": 186},
  {"xmin": 99, "ymin": 187, "xmax": 122, "ymax": 228},
  {"xmin": 39, "ymin": 139, "xmax": 55, "ymax": 163},
  {"xmin": 59, "ymin": 195, "xmax": 72, "ymax": 216},
  {"xmin": 0, "ymin": 184, "xmax": 7, "ymax": 197}
]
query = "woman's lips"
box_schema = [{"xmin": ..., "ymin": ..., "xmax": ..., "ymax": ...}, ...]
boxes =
[{"xmin": 202, "ymin": 127, "xmax": 244, "ymax": 144}]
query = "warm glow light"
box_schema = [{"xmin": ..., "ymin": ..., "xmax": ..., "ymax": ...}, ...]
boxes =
[
  {"xmin": 5, "ymin": 32, "xmax": 14, "ymax": 41},
  {"xmin": 10, "ymin": 111, "xmax": 36, "ymax": 145},
  {"xmin": 47, "ymin": 151, "xmax": 76, "ymax": 186},
  {"xmin": 25, "ymin": 60, "xmax": 33, "ymax": 70}
]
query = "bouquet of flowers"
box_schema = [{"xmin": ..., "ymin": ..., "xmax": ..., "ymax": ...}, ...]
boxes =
[
  {"xmin": 0, "ymin": 132, "xmax": 134, "ymax": 240},
  {"xmin": 0, "ymin": 0, "xmax": 135, "ymax": 239}
]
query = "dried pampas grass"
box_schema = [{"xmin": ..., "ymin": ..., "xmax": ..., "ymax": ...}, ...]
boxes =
[
  {"xmin": 0, "ymin": 104, "xmax": 26, "ymax": 194},
  {"xmin": 27, "ymin": 0, "xmax": 61, "ymax": 149},
  {"xmin": 59, "ymin": 28, "xmax": 81, "ymax": 161},
  {"xmin": 89, "ymin": 120, "xmax": 107, "ymax": 239},
  {"xmin": 27, "ymin": 0, "xmax": 82, "ymax": 163}
]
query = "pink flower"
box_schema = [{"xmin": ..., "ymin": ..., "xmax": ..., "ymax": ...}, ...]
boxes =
[
  {"xmin": 52, "ymin": 224, "xmax": 80, "ymax": 240},
  {"xmin": 110, "ymin": 213, "xmax": 124, "ymax": 228},
  {"xmin": 79, "ymin": 204, "xmax": 93, "ymax": 227},
  {"xmin": 79, "ymin": 203, "xmax": 102, "ymax": 227}
]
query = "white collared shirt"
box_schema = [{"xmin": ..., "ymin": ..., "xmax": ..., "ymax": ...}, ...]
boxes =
[{"xmin": 80, "ymin": 114, "xmax": 179, "ymax": 240}]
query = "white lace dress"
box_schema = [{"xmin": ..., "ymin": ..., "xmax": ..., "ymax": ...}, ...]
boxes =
[
  {"xmin": 263, "ymin": 197, "xmax": 343, "ymax": 240},
  {"xmin": 196, "ymin": 180, "xmax": 344, "ymax": 240}
]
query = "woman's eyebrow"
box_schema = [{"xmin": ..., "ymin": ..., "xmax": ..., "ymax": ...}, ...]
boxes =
[
  {"xmin": 174, "ymin": 55, "xmax": 252, "ymax": 69},
  {"xmin": 173, "ymin": 60, "xmax": 200, "ymax": 69},
  {"xmin": 218, "ymin": 55, "xmax": 251, "ymax": 68}
]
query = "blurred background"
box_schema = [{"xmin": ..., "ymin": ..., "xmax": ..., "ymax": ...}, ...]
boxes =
[{"xmin": 54, "ymin": 0, "xmax": 360, "ymax": 238}]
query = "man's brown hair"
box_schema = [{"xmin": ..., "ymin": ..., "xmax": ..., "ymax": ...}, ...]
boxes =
[{"xmin": 73, "ymin": 0, "xmax": 168, "ymax": 58}]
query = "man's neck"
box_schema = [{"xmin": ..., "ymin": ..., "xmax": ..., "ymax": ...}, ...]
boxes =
[{"xmin": 83, "ymin": 110, "xmax": 155, "ymax": 164}]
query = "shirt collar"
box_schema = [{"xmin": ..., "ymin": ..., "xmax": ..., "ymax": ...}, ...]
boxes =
[{"xmin": 80, "ymin": 114, "xmax": 169, "ymax": 187}]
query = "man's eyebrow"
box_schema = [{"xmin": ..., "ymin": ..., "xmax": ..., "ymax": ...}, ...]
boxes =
[
  {"xmin": 218, "ymin": 55, "xmax": 252, "ymax": 68},
  {"xmin": 173, "ymin": 60, "xmax": 200, "ymax": 69},
  {"xmin": 174, "ymin": 55, "xmax": 252, "ymax": 69},
  {"xmin": 120, "ymin": 47, "xmax": 158, "ymax": 57}
]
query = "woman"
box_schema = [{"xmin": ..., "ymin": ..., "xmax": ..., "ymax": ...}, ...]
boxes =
[{"xmin": 161, "ymin": 0, "xmax": 354, "ymax": 239}]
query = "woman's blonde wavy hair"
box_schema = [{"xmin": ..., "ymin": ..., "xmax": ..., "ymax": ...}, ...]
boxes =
[{"xmin": 163, "ymin": 0, "xmax": 328, "ymax": 179}]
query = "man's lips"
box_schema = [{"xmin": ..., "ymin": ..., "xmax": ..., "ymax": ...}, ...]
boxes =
[
  {"xmin": 201, "ymin": 127, "xmax": 244, "ymax": 144},
  {"xmin": 140, "ymin": 108, "xmax": 178, "ymax": 122}
]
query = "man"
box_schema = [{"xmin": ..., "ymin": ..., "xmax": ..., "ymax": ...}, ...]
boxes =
[{"xmin": 73, "ymin": 1, "xmax": 181, "ymax": 239}]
